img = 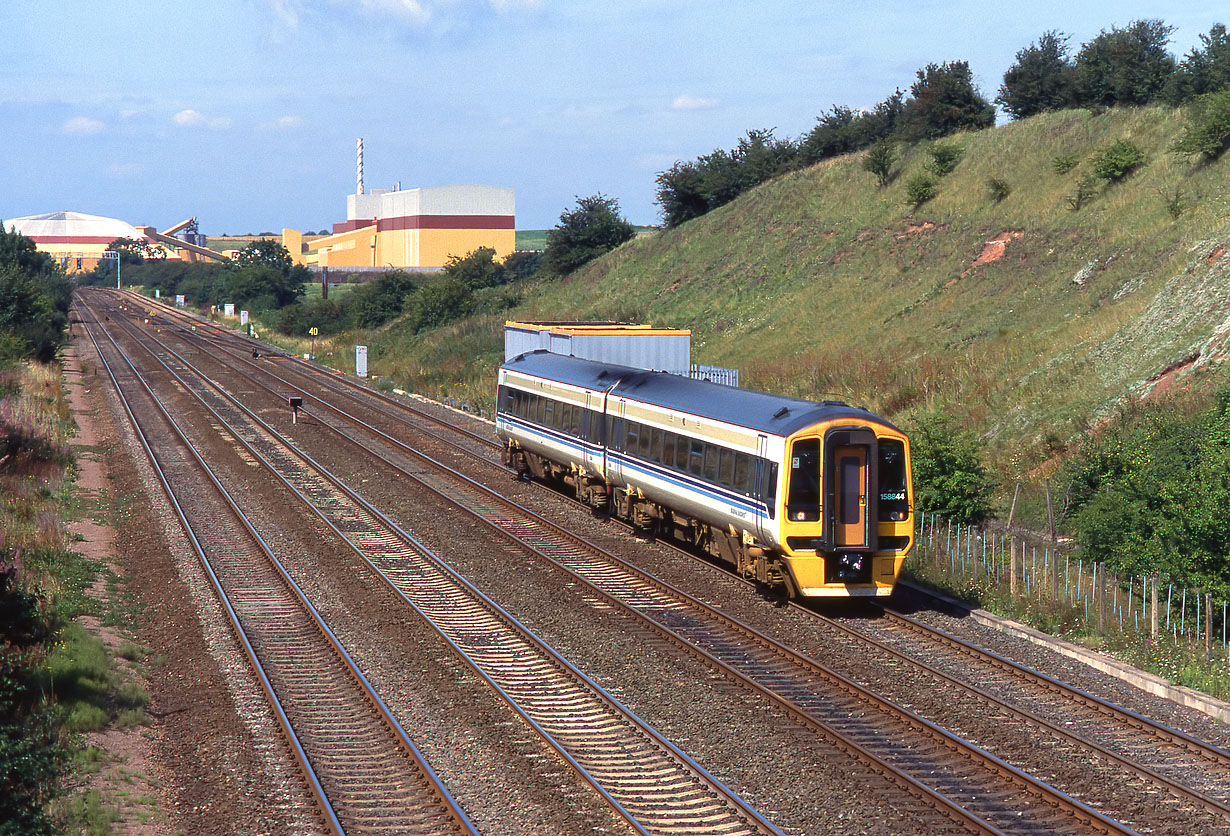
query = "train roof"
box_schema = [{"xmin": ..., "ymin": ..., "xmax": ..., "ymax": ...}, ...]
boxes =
[{"xmin": 501, "ymin": 350, "xmax": 898, "ymax": 437}]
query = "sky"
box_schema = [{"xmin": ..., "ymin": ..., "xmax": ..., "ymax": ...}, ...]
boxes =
[{"xmin": 1, "ymin": 1, "xmax": 1225, "ymax": 233}]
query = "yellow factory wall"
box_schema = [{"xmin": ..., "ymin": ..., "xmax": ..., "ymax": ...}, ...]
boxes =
[
  {"xmin": 309, "ymin": 226, "xmax": 378, "ymax": 268},
  {"xmin": 308, "ymin": 224, "xmax": 514, "ymax": 270},
  {"xmin": 412, "ymin": 227, "xmax": 516, "ymax": 268},
  {"xmin": 282, "ymin": 228, "xmax": 305, "ymax": 266}
]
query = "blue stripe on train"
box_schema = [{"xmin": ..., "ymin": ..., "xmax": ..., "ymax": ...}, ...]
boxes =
[{"xmin": 500, "ymin": 413, "xmax": 767, "ymax": 517}]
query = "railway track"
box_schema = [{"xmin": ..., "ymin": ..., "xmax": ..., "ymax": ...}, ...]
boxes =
[
  {"xmin": 81, "ymin": 291, "xmax": 785, "ymax": 836},
  {"xmin": 87, "ymin": 289, "xmax": 1172, "ymax": 835},
  {"xmin": 77, "ymin": 300, "xmax": 476, "ymax": 836}
]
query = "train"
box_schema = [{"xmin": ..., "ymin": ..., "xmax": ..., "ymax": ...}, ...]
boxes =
[{"xmin": 496, "ymin": 350, "xmax": 914, "ymax": 598}]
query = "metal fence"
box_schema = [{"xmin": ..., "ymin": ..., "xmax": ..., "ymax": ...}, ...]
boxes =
[
  {"xmin": 689, "ymin": 364, "xmax": 739, "ymax": 387},
  {"xmin": 914, "ymin": 511, "xmax": 1230, "ymax": 661}
]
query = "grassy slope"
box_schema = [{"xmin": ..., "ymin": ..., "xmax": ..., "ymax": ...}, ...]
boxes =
[{"xmin": 359, "ymin": 106, "xmax": 1230, "ymax": 482}]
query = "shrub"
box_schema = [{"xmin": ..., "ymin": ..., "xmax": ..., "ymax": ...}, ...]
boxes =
[
  {"xmin": 908, "ymin": 411, "xmax": 994, "ymax": 524},
  {"xmin": 926, "ymin": 141, "xmax": 964, "ymax": 176},
  {"xmin": 1052, "ymin": 153, "xmax": 1081, "ymax": 174},
  {"xmin": 1158, "ymin": 185, "xmax": 1188, "ymax": 219},
  {"xmin": 905, "ymin": 172, "xmax": 939, "ymax": 206},
  {"xmin": 862, "ymin": 139, "xmax": 897, "ymax": 187},
  {"xmin": 1091, "ymin": 139, "xmax": 1147, "ymax": 181},
  {"xmin": 986, "ymin": 177, "xmax": 1012, "ymax": 202},
  {"xmin": 1067, "ymin": 174, "xmax": 1100, "ymax": 210},
  {"xmin": 1170, "ymin": 87, "xmax": 1230, "ymax": 159}
]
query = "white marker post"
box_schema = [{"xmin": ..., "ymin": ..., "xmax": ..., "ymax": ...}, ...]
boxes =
[{"xmin": 356, "ymin": 345, "xmax": 368, "ymax": 378}]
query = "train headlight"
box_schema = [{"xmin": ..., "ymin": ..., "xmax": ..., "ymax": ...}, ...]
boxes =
[{"xmin": 889, "ymin": 511, "xmax": 906, "ymax": 521}]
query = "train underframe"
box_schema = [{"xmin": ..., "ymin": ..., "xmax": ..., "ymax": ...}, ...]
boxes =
[{"xmin": 505, "ymin": 443, "xmax": 799, "ymax": 597}]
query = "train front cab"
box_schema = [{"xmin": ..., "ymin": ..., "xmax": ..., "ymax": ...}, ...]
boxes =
[{"xmin": 778, "ymin": 424, "xmax": 912, "ymax": 597}]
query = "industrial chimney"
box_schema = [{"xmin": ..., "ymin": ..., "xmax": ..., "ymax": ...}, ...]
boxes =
[{"xmin": 356, "ymin": 137, "xmax": 364, "ymax": 195}]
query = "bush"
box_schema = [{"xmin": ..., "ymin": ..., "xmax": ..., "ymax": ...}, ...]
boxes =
[
  {"xmin": 908, "ymin": 411, "xmax": 994, "ymax": 524},
  {"xmin": 905, "ymin": 172, "xmax": 939, "ymax": 206},
  {"xmin": 1171, "ymin": 87, "xmax": 1230, "ymax": 159},
  {"xmin": 1063, "ymin": 390, "xmax": 1230, "ymax": 593},
  {"xmin": 986, "ymin": 177, "xmax": 1012, "ymax": 202},
  {"xmin": 544, "ymin": 194, "xmax": 635, "ymax": 274},
  {"xmin": 1091, "ymin": 139, "xmax": 1147, "ymax": 181},
  {"xmin": 926, "ymin": 141, "xmax": 964, "ymax": 176},
  {"xmin": 862, "ymin": 139, "xmax": 897, "ymax": 187},
  {"xmin": 1052, "ymin": 153, "xmax": 1081, "ymax": 174}
]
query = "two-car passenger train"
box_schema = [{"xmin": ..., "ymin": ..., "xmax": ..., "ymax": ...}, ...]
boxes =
[{"xmin": 496, "ymin": 350, "xmax": 913, "ymax": 598}]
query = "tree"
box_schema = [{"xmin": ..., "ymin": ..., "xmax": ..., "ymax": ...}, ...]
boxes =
[
  {"xmin": 1074, "ymin": 20, "xmax": 1176, "ymax": 107},
  {"xmin": 997, "ymin": 31, "xmax": 1078, "ymax": 119},
  {"xmin": 106, "ymin": 236, "xmax": 165, "ymax": 265},
  {"xmin": 862, "ymin": 138, "xmax": 898, "ymax": 187},
  {"xmin": 800, "ymin": 91, "xmax": 905, "ymax": 164},
  {"xmin": 543, "ymin": 194, "xmax": 636, "ymax": 274},
  {"xmin": 1171, "ymin": 86, "xmax": 1230, "ymax": 158},
  {"xmin": 0, "ymin": 224, "xmax": 69, "ymax": 364},
  {"xmin": 908, "ymin": 411, "xmax": 994, "ymax": 524},
  {"xmin": 232, "ymin": 239, "xmax": 294, "ymax": 276},
  {"xmin": 655, "ymin": 160, "xmax": 711, "ymax": 228},
  {"xmin": 406, "ymin": 275, "xmax": 473, "ymax": 333},
  {"xmin": 898, "ymin": 61, "xmax": 996, "ymax": 141},
  {"xmin": 1167, "ymin": 24, "xmax": 1230, "ymax": 102},
  {"xmin": 443, "ymin": 247, "xmax": 505, "ymax": 289}
]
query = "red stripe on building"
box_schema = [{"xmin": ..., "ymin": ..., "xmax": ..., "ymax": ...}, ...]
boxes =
[
  {"xmin": 28, "ymin": 236, "xmax": 136, "ymax": 244},
  {"xmin": 376, "ymin": 214, "xmax": 515, "ymax": 232},
  {"xmin": 331, "ymin": 218, "xmax": 377, "ymax": 234}
]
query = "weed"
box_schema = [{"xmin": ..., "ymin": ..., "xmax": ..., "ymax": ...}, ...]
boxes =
[
  {"xmin": 1157, "ymin": 184, "xmax": 1188, "ymax": 219},
  {"xmin": 1067, "ymin": 174, "xmax": 1100, "ymax": 210},
  {"xmin": 986, "ymin": 177, "xmax": 1011, "ymax": 202}
]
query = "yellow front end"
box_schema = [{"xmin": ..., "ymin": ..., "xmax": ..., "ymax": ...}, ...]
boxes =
[{"xmin": 777, "ymin": 423, "xmax": 913, "ymax": 597}]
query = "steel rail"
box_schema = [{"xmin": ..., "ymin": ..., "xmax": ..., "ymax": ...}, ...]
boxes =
[
  {"xmin": 78, "ymin": 298, "xmax": 477, "ymax": 836},
  {"xmin": 94, "ymin": 293, "xmax": 1135, "ymax": 836},
  {"xmin": 84, "ymin": 290, "xmax": 785, "ymax": 836}
]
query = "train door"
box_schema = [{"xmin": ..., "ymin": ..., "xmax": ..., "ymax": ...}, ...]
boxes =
[
  {"xmin": 607, "ymin": 398, "xmax": 626, "ymax": 484},
  {"xmin": 754, "ymin": 434, "xmax": 771, "ymax": 543},
  {"xmin": 832, "ymin": 445, "xmax": 867, "ymax": 548},
  {"xmin": 824, "ymin": 428, "xmax": 878, "ymax": 554}
]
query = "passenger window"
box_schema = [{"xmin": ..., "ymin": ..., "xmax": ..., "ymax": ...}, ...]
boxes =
[
  {"xmin": 639, "ymin": 427, "xmax": 652, "ymax": 458},
  {"xmin": 734, "ymin": 453, "xmax": 751, "ymax": 494},
  {"xmin": 625, "ymin": 423, "xmax": 638, "ymax": 452},
  {"xmin": 649, "ymin": 428, "xmax": 663, "ymax": 462},
  {"xmin": 689, "ymin": 440, "xmax": 705, "ymax": 476},
  {"xmin": 571, "ymin": 405, "xmax": 583, "ymax": 435},
  {"xmin": 661, "ymin": 433, "xmax": 676, "ymax": 468},
  {"xmin": 543, "ymin": 399, "xmax": 555, "ymax": 426},
  {"xmin": 718, "ymin": 448, "xmax": 734, "ymax": 487},
  {"xmin": 703, "ymin": 444, "xmax": 719, "ymax": 481},
  {"xmin": 560, "ymin": 403, "xmax": 572, "ymax": 431}
]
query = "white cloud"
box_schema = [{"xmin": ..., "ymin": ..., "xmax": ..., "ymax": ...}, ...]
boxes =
[
  {"xmin": 63, "ymin": 116, "xmax": 104, "ymax": 136},
  {"xmin": 259, "ymin": 115, "xmax": 306, "ymax": 131},
  {"xmin": 671, "ymin": 94, "xmax": 718, "ymax": 111},
  {"xmin": 172, "ymin": 109, "xmax": 232, "ymax": 129}
]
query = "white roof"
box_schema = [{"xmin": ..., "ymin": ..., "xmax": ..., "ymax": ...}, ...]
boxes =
[{"xmin": 6, "ymin": 211, "xmax": 147, "ymax": 241}]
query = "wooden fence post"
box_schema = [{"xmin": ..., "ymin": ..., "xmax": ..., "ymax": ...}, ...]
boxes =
[
  {"xmin": 1098, "ymin": 562, "xmax": 1106, "ymax": 632},
  {"xmin": 1150, "ymin": 578, "xmax": 1159, "ymax": 639}
]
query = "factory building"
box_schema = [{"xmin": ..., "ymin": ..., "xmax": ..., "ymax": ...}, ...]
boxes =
[
  {"xmin": 302, "ymin": 138, "xmax": 515, "ymax": 271},
  {"xmin": 5, "ymin": 211, "xmax": 225, "ymax": 271},
  {"xmin": 307, "ymin": 182, "xmax": 515, "ymax": 270}
]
